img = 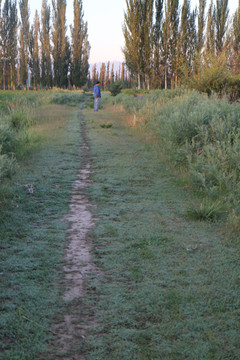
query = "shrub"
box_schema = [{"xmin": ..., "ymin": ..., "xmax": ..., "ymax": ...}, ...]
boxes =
[
  {"xmin": 0, "ymin": 122, "xmax": 17, "ymax": 154},
  {"xmin": 110, "ymin": 82, "xmax": 122, "ymax": 96},
  {"xmin": 0, "ymin": 150, "xmax": 17, "ymax": 181},
  {"xmin": 184, "ymin": 52, "xmax": 240, "ymax": 100},
  {"xmin": 110, "ymin": 88, "xmax": 240, "ymax": 229},
  {"xmin": 186, "ymin": 200, "xmax": 224, "ymax": 221}
]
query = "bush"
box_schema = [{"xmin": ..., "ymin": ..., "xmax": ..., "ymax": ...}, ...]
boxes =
[
  {"xmin": 0, "ymin": 122, "xmax": 17, "ymax": 154},
  {"xmin": 0, "ymin": 152, "xmax": 17, "ymax": 181},
  {"xmin": 110, "ymin": 88, "xmax": 240, "ymax": 228},
  {"xmin": 184, "ymin": 52, "xmax": 240, "ymax": 100},
  {"xmin": 110, "ymin": 82, "xmax": 122, "ymax": 96}
]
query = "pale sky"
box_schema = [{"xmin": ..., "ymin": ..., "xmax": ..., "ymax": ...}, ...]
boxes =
[{"xmin": 28, "ymin": 0, "xmax": 239, "ymax": 64}]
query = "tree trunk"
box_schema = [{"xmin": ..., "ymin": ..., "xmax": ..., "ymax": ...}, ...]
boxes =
[
  {"xmin": 138, "ymin": 73, "xmax": 141, "ymax": 89},
  {"xmin": 165, "ymin": 64, "xmax": 168, "ymax": 89}
]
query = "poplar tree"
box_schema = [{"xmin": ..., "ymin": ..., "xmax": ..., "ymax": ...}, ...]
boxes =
[
  {"xmin": 80, "ymin": 22, "xmax": 90, "ymax": 86},
  {"xmin": 177, "ymin": 0, "xmax": 191, "ymax": 84},
  {"xmin": 71, "ymin": 0, "xmax": 90, "ymax": 87},
  {"xmin": 197, "ymin": 0, "xmax": 206, "ymax": 53},
  {"xmin": 0, "ymin": 0, "xmax": 18, "ymax": 89},
  {"xmin": 32, "ymin": 10, "xmax": 40, "ymax": 89},
  {"xmin": 123, "ymin": 0, "xmax": 154, "ymax": 89},
  {"xmin": 19, "ymin": 0, "xmax": 30, "ymax": 88},
  {"xmin": 106, "ymin": 61, "xmax": 110, "ymax": 89},
  {"xmin": 52, "ymin": 0, "xmax": 71, "ymax": 87},
  {"xmin": 41, "ymin": 0, "xmax": 52, "ymax": 88},
  {"xmin": 206, "ymin": 0, "xmax": 215, "ymax": 54},
  {"xmin": 123, "ymin": 0, "xmax": 142, "ymax": 88},
  {"xmin": 163, "ymin": 0, "xmax": 179, "ymax": 89},
  {"xmin": 91, "ymin": 63, "xmax": 97, "ymax": 85},
  {"xmin": 99, "ymin": 62, "xmax": 106, "ymax": 89},
  {"xmin": 215, "ymin": 0, "xmax": 229, "ymax": 54},
  {"xmin": 8, "ymin": 0, "xmax": 18, "ymax": 88},
  {"xmin": 152, "ymin": 0, "xmax": 164, "ymax": 88},
  {"xmin": 141, "ymin": 0, "xmax": 154, "ymax": 89}
]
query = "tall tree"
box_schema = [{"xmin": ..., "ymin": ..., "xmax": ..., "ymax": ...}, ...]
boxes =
[
  {"xmin": 197, "ymin": 0, "xmax": 207, "ymax": 53},
  {"xmin": 19, "ymin": 0, "xmax": 30, "ymax": 88},
  {"xmin": 106, "ymin": 61, "xmax": 110, "ymax": 89},
  {"xmin": 123, "ymin": 0, "xmax": 154, "ymax": 89},
  {"xmin": 31, "ymin": 11, "xmax": 40, "ymax": 89},
  {"xmin": 91, "ymin": 63, "xmax": 97, "ymax": 85},
  {"xmin": 152, "ymin": 0, "xmax": 164, "ymax": 88},
  {"xmin": 206, "ymin": 0, "xmax": 215, "ymax": 54},
  {"xmin": 99, "ymin": 62, "xmax": 106, "ymax": 89},
  {"xmin": 0, "ymin": 0, "xmax": 18, "ymax": 89},
  {"xmin": 163, "ymin": 0, "xmax": 180, "ymax": 89},
  {"xmin": 123, "ymin": 0, "xmax": 142, "ymax": 88},
  {"xmin": 176, "ymin": 0, "xmax": 191, "ymax": 85},
  {"xmin": 71, "ymin": 0, "xmax": 90, "ymax": 87},
  {"xmin": 41, "ymin": 0, "xmax": 52, "ymax": 88},
  {"xmin": 215, "ymin": 0, "xmax": 229, "ymax": 54},
  {"xmin": 52, "ymin": 0, "xmax": 71, "ymax": 87}
]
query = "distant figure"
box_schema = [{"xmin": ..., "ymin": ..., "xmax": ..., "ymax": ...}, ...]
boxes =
[{"xmin": 93, "ymin": 81, "xmax": 101, "ymax": 112}]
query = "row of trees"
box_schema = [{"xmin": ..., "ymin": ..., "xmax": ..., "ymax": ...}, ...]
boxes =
[
  {"xmin": 90, "ymin": 62, "xmax": 134, "ymax": 90},
  {"xmin": 0, "ymin": 0, "xmax": 90, "ymax": 90},
  {"xmin": 123, "ymin": 0, "xmax": 240, "ymax": 90}
]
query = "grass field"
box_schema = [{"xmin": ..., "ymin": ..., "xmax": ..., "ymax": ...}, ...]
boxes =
[
  {"xmin": 0, "ymin": 94, "xmax": 85, "ymax": 359},
  {"xmin": 81, "ymin": 105, "xmax": 240, "ymax": 360},
  {"xmin": 0, "ymin": 91, "xmax": 239, "ymax": 359}
]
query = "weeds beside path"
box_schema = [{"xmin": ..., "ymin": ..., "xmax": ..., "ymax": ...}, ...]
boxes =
[
  {"xmin": 82, "ymin": 106, "xmax": 240, "ymax": 360},
  {"xmin": 0, "ymin": 101, "xmax": 84, "ymax": 360}
]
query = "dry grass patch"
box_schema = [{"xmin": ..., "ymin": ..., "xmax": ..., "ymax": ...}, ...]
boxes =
[{"xmin": 30, "ymin": 104, "xmax": 77, "ymax": 138}]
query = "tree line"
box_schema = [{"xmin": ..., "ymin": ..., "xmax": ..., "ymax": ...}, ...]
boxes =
[
  {"xmin": 123, "ymin": 0, "xmax": 240, "ymax": 91},
  {"xmin": 90, "ymin": 62, "xmax": 134, "ymax": 90},
  {"xmin": 0, "ymin": 0, "xmax": 90, "ymax": 90}
]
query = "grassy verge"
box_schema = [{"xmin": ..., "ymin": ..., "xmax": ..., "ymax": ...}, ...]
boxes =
[
  {"xmin": 104, "ymin": 90, "xmax": 240, "ymax": 231},
  {"xmin": 0, "ymin": 98, "xmax": 84, "ymax": 359},
  {"xmin": 82, "ymin": 106, "xmax": 240, "ymax": 360}
]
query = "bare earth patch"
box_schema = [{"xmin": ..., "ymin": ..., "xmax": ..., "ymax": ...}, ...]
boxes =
[{"xmin": 52, "ymin": 112, "xmax": 99, "ymax": 360}]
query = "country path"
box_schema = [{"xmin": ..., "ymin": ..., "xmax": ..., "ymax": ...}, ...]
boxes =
[{"xmin": 50, "ymin": 103, "xmax": 239, "ymax": 360}]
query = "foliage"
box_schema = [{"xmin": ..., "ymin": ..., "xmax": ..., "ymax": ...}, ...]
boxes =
[
  {"xmin": 70, "ymin": 0, "xmax": 90, "ymax": 88},
  {"xmin": 110, "ymin": 81, "xmax": 122, "ymax": 96},
  {"xmin": 183, "ymin": 52, "xmax": 240, "ymax": 98},
  {"xmin": 107, "ymin": 88, "xmax": 240, "ymax": 229},
  {"xmin": 100, "ymin": 123, "xmax": 113, "ymax": 128},
  {"xmin": 186, "ymin": 200, "xmax": 224, "ymax": 221},
  {"xmin": 49, "ymin": 91, "xmax": 85, "ymax": 106}
]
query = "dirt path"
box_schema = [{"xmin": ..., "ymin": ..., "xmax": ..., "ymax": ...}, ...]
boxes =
[{"xmin": 53, "ymin": 110, "xmax": 99, "ymax": 359}]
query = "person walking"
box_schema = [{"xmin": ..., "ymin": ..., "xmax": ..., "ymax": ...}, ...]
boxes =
[{"xmin": 93, "ymin": 81, "xmax": 101, "ymax": 112}]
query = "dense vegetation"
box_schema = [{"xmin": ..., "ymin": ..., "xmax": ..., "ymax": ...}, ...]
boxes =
[
  {"xmin": 106, "ymin": 89, "xmax": 240, "ymax": 231},
  {"xmin": 123, "ymin": 0, "xmax": 240, "ymax": 94}
]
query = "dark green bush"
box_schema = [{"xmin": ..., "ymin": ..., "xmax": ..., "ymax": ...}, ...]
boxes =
[{"xmin": 110, "ymin": 82, "xmax": 122, "ymax": 96}]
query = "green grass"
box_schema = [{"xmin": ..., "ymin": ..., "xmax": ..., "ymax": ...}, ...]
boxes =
[
  {"xmin": 0, "ymin": 98, "xmax": 84, "ymax": 359},
  {"xmin": 81, "ymin": 106, "xmax": 240, "ymax": 360},
  {"xmin": 104, "ymin": 89, "xmax": 240, "ymax": 230}
]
